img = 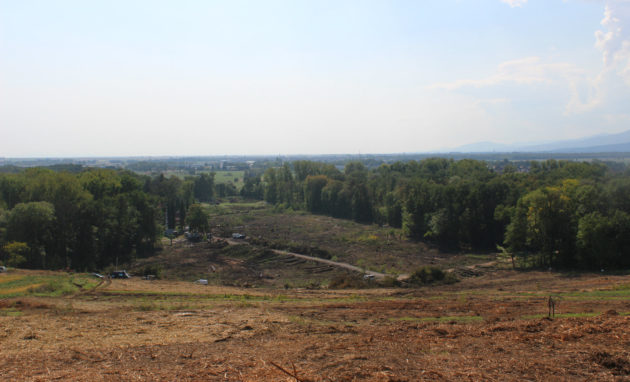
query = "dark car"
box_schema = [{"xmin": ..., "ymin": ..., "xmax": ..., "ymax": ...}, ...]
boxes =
[
  {"xmin": 185, "ymin": 231, "xmax": 202, "ymax": 242},
  {"xmin": 110, "ymin": 270, "xmax": 130, "ymax": 279}
]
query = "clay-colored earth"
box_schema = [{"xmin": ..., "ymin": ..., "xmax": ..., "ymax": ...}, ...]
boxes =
[{"xmin": 1, "ymin": 270, "xmax": 630, "ymax": 381}]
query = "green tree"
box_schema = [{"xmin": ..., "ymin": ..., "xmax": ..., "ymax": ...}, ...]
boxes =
[
  {"xmin": 304, "ymin": 175, "xmax": 328, "ymax": 213},
  {"xmin": 187, "ymin": 204, "xmax": 210, "ymax": 234},
  {"xmin": 577, "ymin": 211, "xmax": 630, "ymax": 269},
  {"xmin": 0, "ymin": 174, "xmax": 26, "ymax": 209},
  {"xmin": 240, "ymin": 176, "xmax": 263, "ymax": 199},
  {"xmin": 6, "ymin": 201, "xmax": 55, "ymax": 268},
  {"xmin": 2, "ymin": 241, "xmax": 29, "ymax": 267},
  {"xmin": 263, "ymin": 168, "xmax": 278, "ymax": 204},
  {"xmin": 193, "ymin": 173, "xmax": 215, "ymax": 202},
  {"xmin": 506, "ymin": 180, "xmax": 578, "ymax": 267}
]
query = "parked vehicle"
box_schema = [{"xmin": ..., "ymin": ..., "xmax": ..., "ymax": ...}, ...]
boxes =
[
  {"xmin": 0, "ymin": 266, "xmax": 6, "ymax": 273},
  {"xmin": 232, "ymin": 233, "xmax": 246, "ymax": 239},
  {"xmin": 185, "ymin": 232, "xmax": 202, "ymax": 242},
  {"xmin": 110, "ymin": 270, "xmax": 130, "ymax": 279},
  {"xmin": 164, "ymin": 228, "xmax": 179, "ymax": 237}
]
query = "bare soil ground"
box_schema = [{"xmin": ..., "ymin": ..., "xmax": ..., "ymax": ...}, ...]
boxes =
[{"xmin": 2, "ymin": 269, "xmax": 630, "ymax": 381}]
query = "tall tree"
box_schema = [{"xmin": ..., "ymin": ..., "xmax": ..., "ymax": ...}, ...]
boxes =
[
  {"xmin": 187, "ymin": 204, "xmax": 210, "ymax": 234},
  {"xmin": 5, "ymin": 201, "xmax": 55, "ymax": 268},
  {"xmin": 193, "ymin": 173, "xmax": 215, "ymax": 202}
]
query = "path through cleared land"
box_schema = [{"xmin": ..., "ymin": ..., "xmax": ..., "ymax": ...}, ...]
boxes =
[{"xmin": 224, "ymin": 238, "xmax": 391, "ymax": 280}]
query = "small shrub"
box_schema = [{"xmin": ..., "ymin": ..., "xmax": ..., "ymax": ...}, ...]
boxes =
[
  {"xmin": 328, "ymin": 274, "xmax": 369, "ymax": 289},
  {"xmin": 443, "ymin": 272, "xmax": 459, "ymax": 284},
  {"xmin": 137, "ymin": 302, "xmax": 158, "ymax": 311},
  {"xmin": 30, "ymin": 279, "xmax": 77, "ymax": 296},
  {"xmin": 142, "ymin": 264, "xmax": 163, "ymax": 279},
  {"xmin": 380, "ymin": 276, "xmax": 402, "ymax": 288},
  {"xmin": 408, "ymin": 267, "xmax": 457, "ymax": 286},
  {"xmin": 3, "ymin": 242, "xmax": 29, "ymax": 267}
]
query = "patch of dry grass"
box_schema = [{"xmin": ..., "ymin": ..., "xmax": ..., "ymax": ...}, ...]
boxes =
[{"xmin": 2, "ymin": 269, "xmax": 630, "ymax": 381}]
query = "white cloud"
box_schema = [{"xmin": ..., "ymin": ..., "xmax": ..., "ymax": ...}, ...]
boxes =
[
  {"xmin": 430, "ymin": 56, "xmax": 596, "ymax": 115},
  {"xmin": 432, "ymin": 1, "xmax": 630, "ymax": 116},
  {"xmin": 566, "ymin": 0, "xmax": 630, "ymax": 113},
  {"xmin": 429, "ymin": 57, "xmax": 584, "ymax": 91},
  {"xmin": 595, "ymin": 1, "xmax": 630, "ymax": 85},
  {"xmin": 500, "ymin": 0, "xmax": 528, "ymax": 7}
]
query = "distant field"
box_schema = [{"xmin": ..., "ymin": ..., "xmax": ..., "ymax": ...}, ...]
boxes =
[
  {"xmin": 133, "ymin": 169, "xmax": 245, "ymax": 190},
  {"xmin": 213, "ymin": 170, "xmax": 245, "ymax": 189}
]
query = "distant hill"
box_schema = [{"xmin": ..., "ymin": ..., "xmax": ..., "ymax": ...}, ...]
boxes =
[
  {"xmin": 552, "ymin": 142, "xmax": 630, "ymax": 153},
  {"xmin": 450, "ymin": 129, "xmax": 630, "ymax": 153}
]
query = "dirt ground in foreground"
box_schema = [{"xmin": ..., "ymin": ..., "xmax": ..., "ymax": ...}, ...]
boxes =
[{"xmin": 1, "ymin": 270, "xmax": 630, "ymax": 381}]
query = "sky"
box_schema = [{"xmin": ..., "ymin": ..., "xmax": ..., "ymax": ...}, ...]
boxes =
[{"xmin": 1, "ymin": 0, "xmax": 630, "ymax": 157}]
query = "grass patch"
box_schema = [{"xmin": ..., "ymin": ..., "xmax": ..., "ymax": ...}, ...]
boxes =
[
  {"xmin": 31, "ymin": 279, "xmax": 79, "ymax": 296},
  {"xmin": 0, "ymin": 309, "xmax": 23, "ymax": 317},
  {"xmin": 558, "ymin": 289, "xmax": 630, "ymax": 299},
  {"xmin": 389, "ymin": 316, "xmax": 484, "ymax": 323},
  {"xmin": 135, "ymin": 302, "xmax": 207, "ymax": 312},
  {"xmin": 522, "ymin": 312, "xmax": 600, "ymax": 319},
  {"xmin": 101, "ymin": 290, "xmax": 372, "ymax": 306},
  {"xmin": 102, "ymin": 290, "xmax": 298, "ymax": 302},
  {"xmin": 214, "ymin": 171, "xmax": 245, "ymax": 189},
  {"xmin": 0, "ymin": 275, "xmax": 26, "ymax": 284},
  {"xmin": 287, "ymin": 315, "xmax": 356, "ymax": 327},
  {"xmin": 465, "ymin": 254, "xmax": 493, "ymax": 261},
  {"xmin": 611, "ymin": 283, "xmax": 630, "ymax": 291},
  {"xmin": 0, "ymin": 274, "xmax": 98, "ymax": 298}
]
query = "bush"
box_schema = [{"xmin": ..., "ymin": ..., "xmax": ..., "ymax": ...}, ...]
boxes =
[
  {"xmin": 407, "ymin": 266, "xmax": 457, "ymax": 286},
  {"xmin": 30, "ymin": 279, "xmax": 78, "ymax": 296},
  {"xmin": 328, "ymin": 274, "xmax": 369, "ymax": 289},
  {"xmin": 379, "ymin": 276, "xmax": 402, "ymax": 288},
  {"xmin": 3, "ymin": 242, "xmax": 29, "ymax": 267},
  {"xmin": 142, "ymin": 264, "xmax": 163, "ymax": 279}
]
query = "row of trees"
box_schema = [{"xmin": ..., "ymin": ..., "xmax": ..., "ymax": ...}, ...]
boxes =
[
  {"xmin": 259, "ymin": 158, "xmax": 630, "ymax": 269},
  {"xmin": 0, "ymin": 169, "xmax": 162, "ymax": 270},
  {"xmin": 3, "ymin": 158, "xmax": 629, "ymax": 271},
  {"xmin": 504, "ymin": 178, "xmax": 630, "ymax": 268},
  {"xmin": 0, "ymin": 168, "xmax": 223, "ymax": 270}
]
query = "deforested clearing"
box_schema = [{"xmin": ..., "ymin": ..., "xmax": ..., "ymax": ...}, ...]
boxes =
[{"xmin": 1, "ymin": 269, "xmax": 629, "ymax": 381}]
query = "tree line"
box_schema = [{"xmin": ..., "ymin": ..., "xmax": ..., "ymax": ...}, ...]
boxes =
[
  {"xmin": 258, "ymin": 158, "xmax": 630, "ymax": 269},
  {"xmin": 0, "ymin": 168, "xmax": 222, "ymax": 270},
  {"xmin": 2, "ymin": 158, "xmax": 630, "ymax": 271}
]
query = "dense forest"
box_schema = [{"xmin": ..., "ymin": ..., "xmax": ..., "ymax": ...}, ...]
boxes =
[
  {"xmin": 0, "ymin": 168, "xmax": 216, "ymax": 270},
  {"xmin": 1, "ymin": 158, "xmax": 630, "ymax": 271},
  {"xmin": 255, "ymin": 159, "xmax": 630, "ymax": 270}
]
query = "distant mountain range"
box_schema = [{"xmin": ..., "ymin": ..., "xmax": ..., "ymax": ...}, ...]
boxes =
[{"xmin": 449, "ymin": 130, "xmax": 630, "ymax": 153}]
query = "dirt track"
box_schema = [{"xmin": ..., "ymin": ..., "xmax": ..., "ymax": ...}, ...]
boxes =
[{"xmin": 226, "ymin": 238, "xmax": 389, "ymax": 279}]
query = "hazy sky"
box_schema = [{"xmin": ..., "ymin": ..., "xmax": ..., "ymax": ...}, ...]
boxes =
[{"xmin": 2, "ymin": 0, "xmax": 630, "ymax": 157}]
